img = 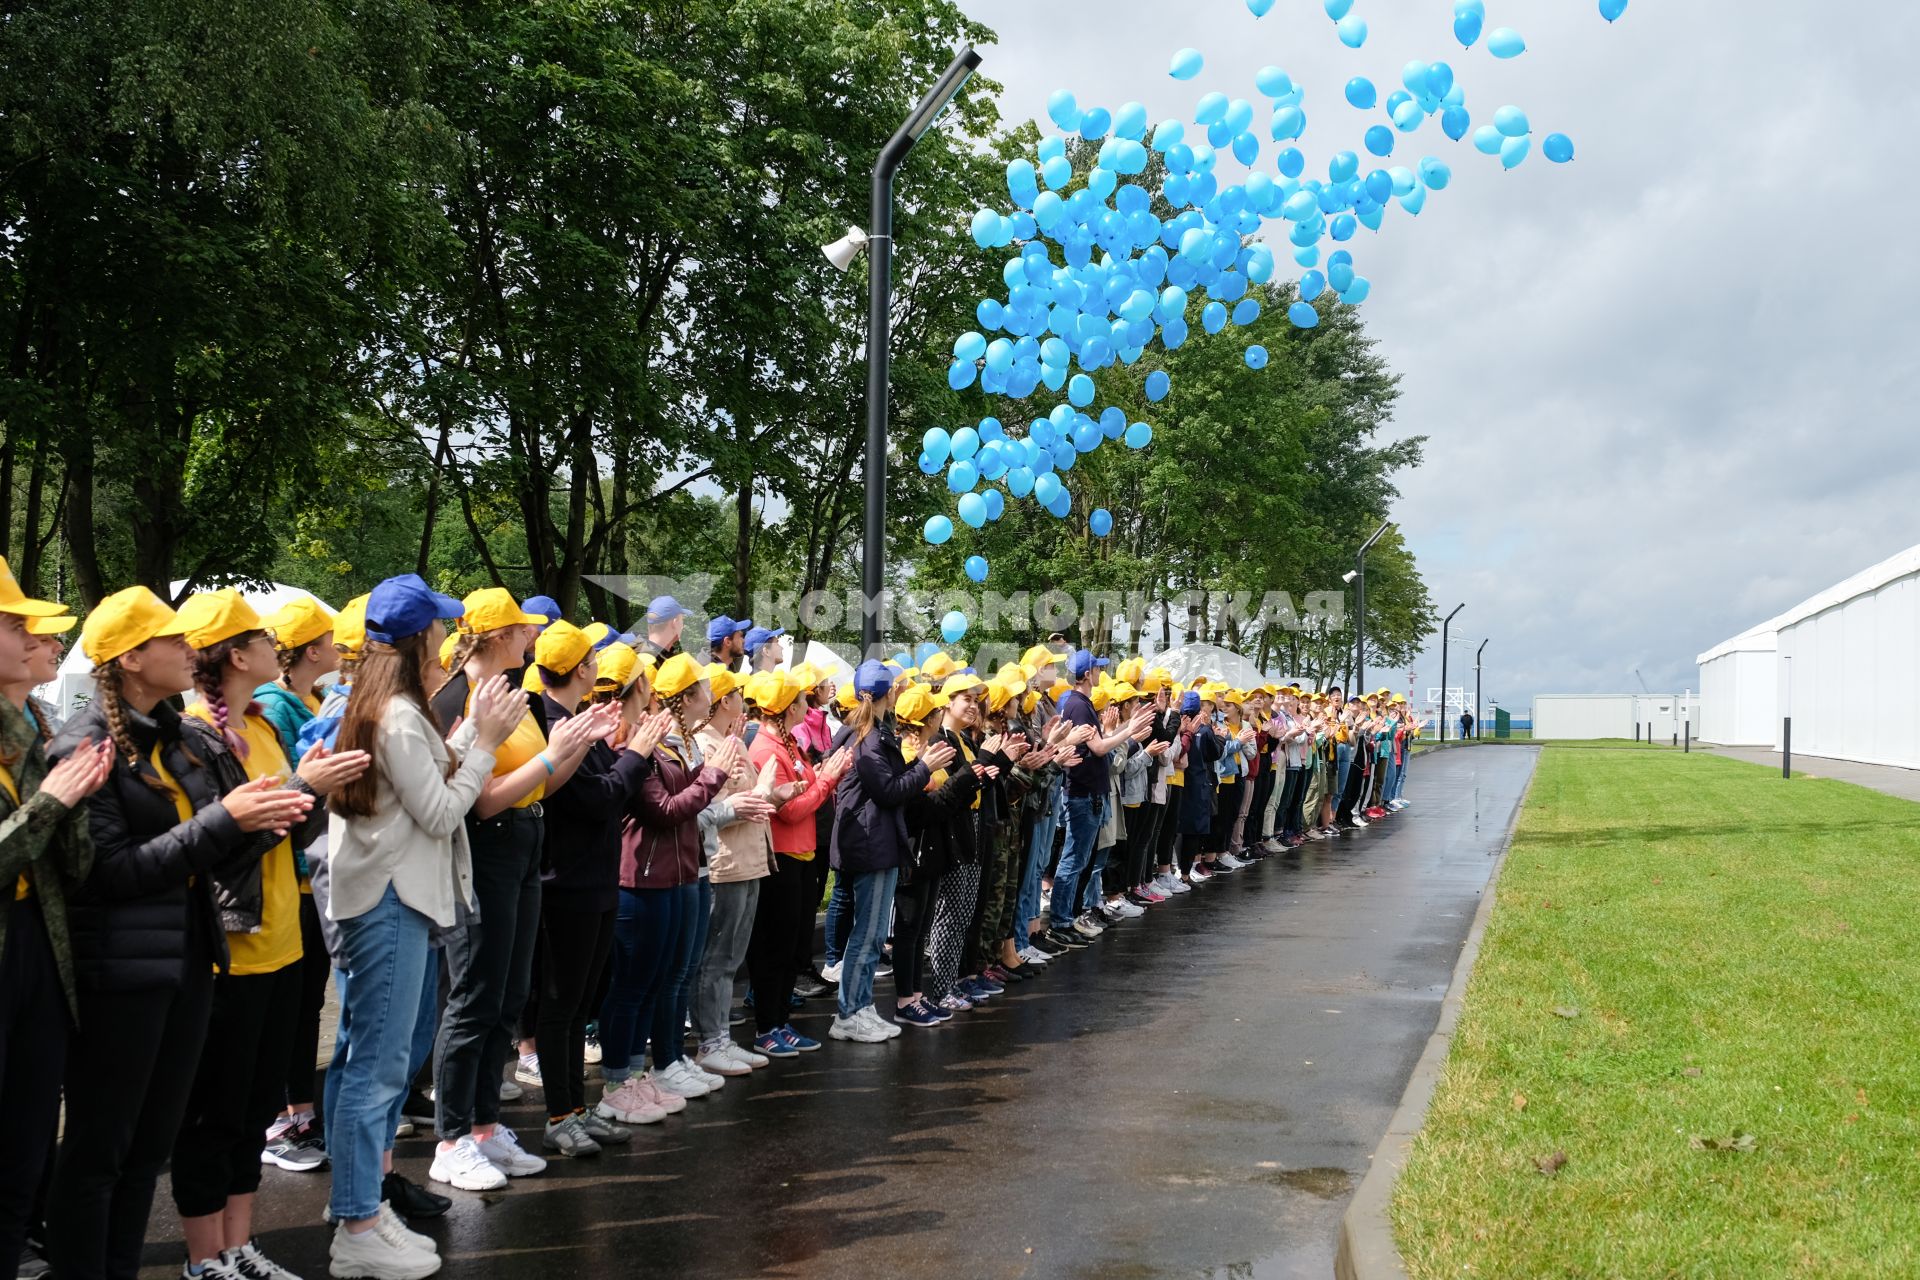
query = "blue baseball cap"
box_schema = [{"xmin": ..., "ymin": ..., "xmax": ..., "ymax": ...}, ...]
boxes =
[
  {"xmin": 853, "ymin": 659, "xmax": 895, "ymax": 698},
  {"xmin": 646, "ymin": 596, "xmax": 686, "ymax": 625},
  {"xmin": 585, "ymin": 622, "xmax": 637, "ymax": 651},
  {"xmin": 706, "ymin": 615, "xmax": 752, "ymax": 646},
  {"xmin": 521, "ymin": 596, "xmax": 563, "ymax": 631},
  {"xmin": 1178, "ymin": 690, "xmax": 1202, "ymax": 714},
  {"xmin": 1066, "ymin": 649, "xmax": 1109, "ymax": 680},
  {"xmin": 744, "ymin": 625, "xmax": 785, "ymax": 656},
  {"xmin": 365, "ymin": 574, "xmax": 465, "ymax": 645}
]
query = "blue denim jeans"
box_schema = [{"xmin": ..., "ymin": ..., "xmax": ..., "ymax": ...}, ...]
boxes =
[
  {"xmin": 326, "ymin": 885, "xmax": 431, "ymax": 1223},
  {"xmin": 1013, "ymin": 777, "xmax": 1064, "ymax": 941},
  {"xmin": 823, "ymin": 880, "xmax": 853, "ymax": 968},
  {"xmin": 837, "ymin": 867, "xmax": 898, "ymax": 1018},
  {"xmin": 1388, "ymin": 753, "xmax": 1407, "ymax": 802},
  {"xmin": 324, "ymin": 956, "xmax": 437, "ymax": 1161},
  {"xmin": 1334, "ymin": 743, "xmax": 1353, "ymax": 802},
  {"xmin": 599, "ymin": 885, "xmax": 680, "ymax": 1085},
  {"xmin": 1049, "ymin": 794, "xmax": 1105, "ymax": 930}
]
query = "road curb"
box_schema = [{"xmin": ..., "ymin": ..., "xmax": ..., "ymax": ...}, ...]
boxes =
[{"xmin": 1333, "ymin": 746, "xmax": 1542, "ymax": 1280}]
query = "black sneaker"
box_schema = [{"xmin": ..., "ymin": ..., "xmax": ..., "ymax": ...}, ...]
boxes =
[
  {"xmin": 728, "ymin": 1005, "xmax": 748, "ymax": 1026},
  {"xmin": 17, "ymin": 1239, "xmax": 50, "ymax": 1280},
  {"xmin": 792, "ymin": 976, "xmax": 829, "ymax": 999},
  {"xmin": 383, "ymin": 1169, "xmax": 452, "ymax": 1219},
  {"xmin": 1044, "ymin": 927, "xmax": 1091, "ymax": 950},
  {"xmin": 1030, "ymin": 934, "xmax": 1069, "ymax": 956}
]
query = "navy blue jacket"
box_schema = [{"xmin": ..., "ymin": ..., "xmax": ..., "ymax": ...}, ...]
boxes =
[
  {"xmin": 830, "ymin": 717, "xmax": 931, "ymax": 876},
  {"xmin": 1176, "ymin": 721, "xmax": 1224, "ymax": 836}
]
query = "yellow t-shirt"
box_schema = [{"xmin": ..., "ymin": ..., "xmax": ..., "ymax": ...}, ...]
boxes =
[
  {"xmin": 474, "ymin": 691, "xmax": 547, "ymax": 808},
  {"xmin": 186, "ymin": 705, "xmax": 302, "ymax": 975},
  {"xmin": 1, "ymin": 762, "xmax": 25, "ymax": 900}
]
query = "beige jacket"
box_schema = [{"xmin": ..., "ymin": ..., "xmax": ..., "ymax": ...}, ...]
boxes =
[
  {"xmin": 694, "ymin": 726, "xmax": 774, "ymax": 884},
  {"xmin": 326, "ymin": 698, "xmax": 495, "ymax": 927}
]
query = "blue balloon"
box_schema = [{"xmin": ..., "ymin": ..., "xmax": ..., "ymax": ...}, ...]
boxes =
[
  {"xmin": 1233, "ymin": 131, "xmax": 1261, "ymax": 164},
  {"xmin": 1599, "ymin": 0, "xmax": 1628, "ymax": 21},
  {"xmin": 1487, "ymin": 27, "xmax": 1526, "ymax": 58},
  {"xmin": 1195, "ymin": 92, "xmax": 1228, "ymax": 126},
  {"xmin": 1324, "ymin": 0, "xmax": 1353, "ymax": 16},
  {"xmin": 1400, "ymin": 61, "xmax": 1429, "ymax": 95},
  {"xmin": 940, "ymin": 611, "xmax": 969, "ymax": 644},
  {"xmin": 1068, "ymin": 373, "xmax": 1095, "ymax": 407},
  {"xmin": 1500, "ymin": 134, "xmax": 1531, "ymax": 169},
  {"xmin": 1144, "ymin": 370, "xmax": 1171, "ymax": 402},
  {"xmin": 947, "ymin": 361, "xmax": 975, "ymax": 390},
  {"xmin": 1047, "ymin": 90, "xmax": 1079, "ymax": 131},
  {"xmin": 965, "ymin": 555, "xmax": 989, "ymax": 583},
  {"xmin": 1392, "ymin": 100, "xmax": 1423, "ymax": 132},
  {"xmin": 1331, "ymin": 212, "xmax": 1357, "ymax": 240},
  {"xmin": 1441, "ymin": 105, "xmax": 1471, "ymax": 141},
  {"xmin": 1246, "ymin": 0, "xmax": 1274, "ymax": 13},
  {"xmin": 1114, "ymin": 102, "xmax": 1148, "ymax": 141},
  {"xmin": 1007, "ymin": 467, "xmax": 1034, "ymax": 498},
  {"xmin": 1232, "ymin": 297, "xmax": 1261, "ymax": 326},
  {"xmin": 1329, "ymin": 260, "xmax": 1355, "ymax": 292},
  {"xmin": 1244, "ymin": 344, "xmax": 1269, "ymax": 370},
  {"xmin": 950, "ymin": 426, "xmax": 980, "ymax": 460},
  {"xmin": 1288, "ymin": 302, "xmax": 1320, "ymax": 328},
  {"xmin": 1047, "ymin": 490, "xmax": 1072, "ymax": 519},
  {"xmin": 1494, "ymin": 105, "xmax": 1530, "ymax": 137},
  {"xmin": 1270, "ymin": 108, "xmax": 1305, "ymax": 142},
  {"xmin": 1336, "ymin": 15, "xmax": 1367, "ymax": 47},
  {"xmin": 1300, "ymin": 270, "xmax": 1326, "ymax": 301},
  {"xmin": 1473, "ymin": 125, "xmax": 1504, "ymax": 155},
  {"xmin": 924, "ymin": 515, "xmax": 953, "ymax": 545},
  {"xmin": 1090, "ymin": 508, "xmax": 1114, "ymax": 537},
  {"xmin": 1079, "ymin": 106, "xmax": 1112, "ymax": 140},
  {"xmin": 1543, "ymin": 132, "xmax": 1576, "ymax": 163},
  {"xmin": 958, "ymin": 492, "xmax": 987, "ymax": 528},
  {"xmin": 1041, "ymin": 154, "xmax": 1072, "ymax": 189},
  {"xmin": 917, "ymin": 451, "xmax": 941, "ymax": 475},
  {"xmin": 946, "ymin": 459, "xmax": 978, "ymax": 493},
  {"xmin": 1364, "ymin": 126, "xmax": 1395, "ymax": 157},
  {"xmin": 953, "ymin": 331, "xmax": 986, "ymax": 362},
  {"xmin": 1294, "ymin": 245, "xmax": 1320, "ymax": 268},
  {"xmin": 1427, "ymin": 63, "xmax": 1454, "ymax": 99},
  {"xmin": 1341, "ymin": 276, "xmax": 1371, "ymax": 304},
  {"xmin": 1034, "ymin": 472, "xmax": 1062, "ymax": 506},
  {"xmin": 1453, "ymin": 11, "xmax": 1482, "ymax": 47},
  {"xmin": 1170, "ymin": 48, "xmax": 1204, "ymax": 80},
  {"xmin": 1202, "ymin": 301, "xmax": 1228, "ymax": 334},
  {"xmin": 1420, "ymin": 157, "xmax": 1452, "ymax": 190},
  {"xmin": 1125, "ymin": 421, "xmax": 1153, "ymax": 448},
  {"xmin": 983, "ymin": 489, "xmax": 1004, "ymax": 521},
  {"xmin": 1277, "ymin": 146, "xmax": 1306, "ymax": 178},
  {"xmin": 923, "ymin": 428, "xmax": 951, "ymax": 465},
  {"xmin": 1329, "ymin": 150, "xmax": 1360, "ymax": 184},
  {"xmin": 1255, "ymin": 66, "xmax": 1293, "ymax": 97},
  {"xmin": 1345, "ymin": 77, "xmax": 1377, "ymax": 109}
]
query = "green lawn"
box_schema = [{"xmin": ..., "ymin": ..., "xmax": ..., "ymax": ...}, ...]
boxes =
[{"xmin": 1392, "ymin": 748, "xmax": 1920, "ymax": 1278}]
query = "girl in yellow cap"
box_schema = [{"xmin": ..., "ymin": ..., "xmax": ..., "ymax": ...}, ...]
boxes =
[
  {"xmin": 742, "ymin": 671, "xmax": 851, "ymax": 1057},
  {"xmin": 164, "ymin": 590, "xmax": 370, "ymax": 1278},
  {"xmin": 43, "ymin": 587, "xmax": 316, "ymax": 1280},
  {"xmin": 423, "ymin": 588, "xmax": 616, "ymax": 1192},
  {"xmin": 0, "ymin": 565, "xmax": 112, "ymax": 1279}
]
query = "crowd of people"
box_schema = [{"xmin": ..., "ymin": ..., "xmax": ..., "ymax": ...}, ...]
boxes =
[{"xmin": 0, "ymin": 567, "xmax": 1424, "ymax": 1280}]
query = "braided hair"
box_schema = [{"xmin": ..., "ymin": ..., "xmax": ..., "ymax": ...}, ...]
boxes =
[
  {"xmin": 191, "ymin": 632, "xmax": 263, "ymax": 759},
  {"xmin": 91, "ymin": 660, "xmax": 174, "ymax": 792}
]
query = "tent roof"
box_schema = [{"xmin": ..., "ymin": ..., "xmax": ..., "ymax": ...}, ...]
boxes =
[
  {"xmin": 1770, "ymin": 541, "xmax": 1920, "ymax": 632},
  {"xmin": 1145, "ymin": 642, "xmax": 1278, "ymax": 689},
  {"xmin": 1696, "ymin": 621, "xmax": 1780, "ymax": 665}
]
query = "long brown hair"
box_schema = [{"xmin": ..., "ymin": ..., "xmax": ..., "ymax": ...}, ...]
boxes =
[
  {"xmin": 91, "ymin": 659, "xmax": 179, "ymax": 793},
  {"xmin": 331, "ymin": 631, "xmax": 446, "ymax": 818},
  {"xmin": 844, "ymin": 694, "xmax": 887, "ymax": 742},
  {"xmin": 191, "ymin": 631, "xmax": 265, "ymax": 759}
]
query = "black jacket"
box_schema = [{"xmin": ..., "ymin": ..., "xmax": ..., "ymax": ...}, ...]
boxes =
[
  {"xmin": 830, "ymin": 717, "xmax": 931, "ymax": 876},
  {"xmin": 537, "ymin": 693, "xmax": 652, "ymax": 913},
  {"xmin": 49, "ymin": 701, "xmax": 292, "ymax": 991},
  {"xmin": 900, "ymin": 736, "xmax": 983, "ymax": 886}
]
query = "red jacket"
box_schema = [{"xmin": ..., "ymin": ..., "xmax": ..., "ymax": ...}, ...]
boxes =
[
  {"xmin": 621, "ymin": 737, "xmax": 727, "ymax": 889},
  {"xmin": 748, "ymin": 729, "xmax": 837, "ymax": 856}
]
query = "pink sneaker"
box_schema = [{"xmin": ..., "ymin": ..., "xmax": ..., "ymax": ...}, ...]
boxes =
[
  {"xmin": 634, "ymin": 1072, "xmax": 687, "ymax": 1115},
  {"xmin": 1140, "ymin": 888, "xmax": 1167, "ymax": 904},
  {"xmin": 594, "ymin": 1077, "xmax": 667, "ymax": 1125}
]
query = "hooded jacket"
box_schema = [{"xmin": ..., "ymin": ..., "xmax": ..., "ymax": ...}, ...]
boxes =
[{"xmin": 830, "ymin": 716, "xmax": 931, "ymax": 876}]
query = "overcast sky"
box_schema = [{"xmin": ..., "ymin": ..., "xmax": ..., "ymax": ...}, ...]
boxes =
[{"xmin": 953, "ymin": 0, "xmax": 1920, "ymax": 712}]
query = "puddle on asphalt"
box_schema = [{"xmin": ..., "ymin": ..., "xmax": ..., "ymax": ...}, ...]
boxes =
[{"xmin": 1248, "ymin": 1166, "xmax": 1353, "ymax": 1199}]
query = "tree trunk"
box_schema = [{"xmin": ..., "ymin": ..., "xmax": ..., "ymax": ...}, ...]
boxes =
[
  {"xmin": 733, "ymin": 465, "xmax": 754, "ymax": 618},
  {"xmin": 17, "ymin": 431, "xmax": 48, "ymax": 594},
  {"xmin": 416, "ymin": 418, "xmax": 451, "ymax": 577},
  {"xmin": 62, "ymin": 437, "xmax": 104, "ymax": 609}
]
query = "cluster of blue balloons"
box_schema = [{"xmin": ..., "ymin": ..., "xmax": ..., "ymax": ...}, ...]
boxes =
[{"xmin": 919, "ymin": 404, "xmax": 1148, "ymax": 547}]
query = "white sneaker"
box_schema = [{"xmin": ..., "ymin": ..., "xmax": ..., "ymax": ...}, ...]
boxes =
[
  {"xmin": 721, "ymin": 1043, "xmax": 764, "ymax": 1074},
  {"xmin": 1072, "ymin": 915, "xmax": 1103, "ymax": 937},
  {"xmin": 474, "ymin": 1126, "xmax": 546, "ymax": 1177},
  {"xmin": 696, "ymin": 1045, "xmax": 752, "ymax": 1077},
  {"xmin": 1219, "ymin": 853, "xmax": 1248, "ymax": 870},
  {"xmin": 378, "ymin": 1204, "xmax": 436, "ymax": 1254},
  {"xmin": 680, "ymin": 1055, "xmax": 728, "ymax": 1089},
  {"xmin": 228, "ymin": 1243, "xmax": 301, "ymax": 1280},
  {"xmin": 594, "ymin": 1076, "xmax": 668, "ymax": 1124},
  {"xmin": 1113, "ymin": 899, "xmax": 1145, "ymax": 919},
  {"xmin": 582, "ymin": 1036, "xmax": 603, "ymax": 1065},
  {"xmin": 428, "ymin": 1136, "xmax": 507, "ymax": 1191},
  {"xmin": 328, "ymin": 1221, "xmax": 439, "ymax": 1280},
  {"xmin": 820, "ymin": 960, "xmax": 844, "ymax": 984},
  {"xmin": 829, "ymin": 1013, "xmax": 889, "ymax": 1043},
  {"xmin": 514, "ymin": 1056, "xmax": 542, "ymax": 1087},
  {"xmin": 1169, "ymin": 873, "xmax": 1193, "ymax": 893},
  {"xmin": 857, "ymin": 1005, "xmax": 902, "ymax": 1039},
  {"xmin": 1018, "ymin": 946, "xmax": 1051, "ymax": 966},
  {"xmin": 497, "ymin": 1076, "xmax": 522, "ymax": 1102},
  {"xmin": 655, "ymin": 1059, "xmax": 711, "ymax": 1098}
]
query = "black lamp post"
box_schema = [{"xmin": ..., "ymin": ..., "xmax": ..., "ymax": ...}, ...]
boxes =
[
  {"xmin": 845, "ymin": 46, "xmax": 982, "ymax": 658},
  {"xmin": 1438, "ymin": 603, "xmax": 1464, "ymax": 740},
  {"xmin": 1474, "ymin": 638, "xmax": 1488, "ymax": 740},
  {"xmin": 1348, "ymin": 519, "xmax": 1391, "ymax": 696}
]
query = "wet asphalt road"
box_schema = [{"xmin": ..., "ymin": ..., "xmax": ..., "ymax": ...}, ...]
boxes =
[{"xmin": 137, "ymin": 744, "xmax": 1538, "ymax": 1280}]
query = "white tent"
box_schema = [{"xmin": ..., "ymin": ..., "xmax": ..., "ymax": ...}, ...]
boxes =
[
  {"xmin": 1695, "ymin": 621, "xmax": 1778, "ymax": 745},
  {"xmin": 784, "ymin": 638, "xmax": 854, "ymax": 690},
  {"xmin": 36, "ymin": 580, "xmax": 334, "ymax": 723},
  {"xmin": 1771, "ymin": 543, "xmax": 1920, "ymax": 768},
  {"xmin": 1144, "ymin": 642, "xmax": 1278, "ymax": 689}
]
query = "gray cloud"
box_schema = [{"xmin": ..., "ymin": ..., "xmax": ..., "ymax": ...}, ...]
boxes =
[{"xmin": 954, "ymin": 0, "xmax": 1920, "ymax": 708}]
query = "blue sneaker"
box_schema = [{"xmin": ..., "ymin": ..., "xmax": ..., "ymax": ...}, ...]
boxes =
[
  {"xmin": 777, "ymin": 1025, "xmax": 821, "ymax": 1053},
  {"xmin": 957, "ymin": 977, "xmax": 995, "ymax": 1002},
  {"xmin": 753, "ymin": 1030, "xmax": 798, "ymax": 1059},
  {"xmin": 969, "ymin": 974, "xmax": 1006, "ymax": 996},
  {"xmin": 915, "ymin": 997, "xmax": 954, "ymax": 1024},
  {"xmin": 896, "ymin": 1002, "xmax": 943, "ymax": 1028}
]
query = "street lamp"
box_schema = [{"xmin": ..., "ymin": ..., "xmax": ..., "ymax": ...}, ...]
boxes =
[
  {"xmin": 1474, "ymin": 638, "xmax": 1488, "ymax": 740},
  {"xmin": 1351, "ymin": 519, "xmax": 1391, "ymax": 696},
  {"xmin": 828, "ymin": 45, "xmax": 982, "ymax": 658},
  {"xmin": 1438, "ymin": 603, "xmax": 1464, "ymax": 740}
]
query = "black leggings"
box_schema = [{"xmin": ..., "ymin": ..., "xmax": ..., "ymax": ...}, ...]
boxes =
[
  {"xmin": 286, "ymin": 892, "xmax": 330, "ymax": 1104},
  {"xmin": 0, "ymin": 900, "xmax": 67, "ymax": 1277},
  {"xmin": 891, "ymin": 871, "xmax": 937, "ymax": 1002},
  {"xmin": 1206, "ymin": 780, "xmax": 1243, "ymax": 855},
  {"xmin": 1123, "ymin": 804, "xmax": 1157, "ymax": 888},
  {"xmin": 171, "ymin": 961, "xmax": 303, "ymax": 1218},
  {"xmin": 534, "ymin": 904, "xmax": 615, "ymax": 1118},
  {"xmin": 1156, "ymin": 794, "xmax": 1182, "ymax": 868},
  {"xmin": 748, "ymin": 855, "xmax": 812, "ymax": 1035},
  {"xmin": 1178, "ymin": 832, "xmax": 1206, "ymax": 875}
]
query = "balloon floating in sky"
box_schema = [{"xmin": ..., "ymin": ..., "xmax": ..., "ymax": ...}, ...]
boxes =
[
  {"xmin": 1599, "ymin": 0, "xmax": 1628, "ymax": 20},
  {"xmin": 1487, "ymin": 27, "xmax": 1526, "ymax": 59},
  {"xmin": 1543, "ymin": 132, "xmax": 1575, "ymax": 163},
  {"xmin": 940, "ymin": 611, "xmax": 969, "ymax": 644},
  {"xmin": 1170, "ymin": 48, "xmax": 1203, "ymax": 80},
  {"xmin": 924, "ymin": 516, "xmax": 953, "ymax": 546},
  {"xmin": 965, "ymin": 555, "xmax": 989, "ymax": 583},
  {"xmin": 1090, "ymin": 508, "xmax": 1114, "ymax": 537},
  {"xmin": 1336, "ymin": 15, "xmax": 1368, "ymax": 47}
]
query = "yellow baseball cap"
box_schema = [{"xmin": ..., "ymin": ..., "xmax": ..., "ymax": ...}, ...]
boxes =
[
  {"xmin": 1116, "ymin": 657, "xmax": 1144, "ymax": 685},
  {"xmin": 920, "ymin": 652, "xmax": 965, "ymax": 682},
  {"xmin": 81, "ymin": 587, "xmax": 191, "ymax": 666},
  {"xmin": 0, "ymin": 556, "xmax": 66, "ymax": 620},
  {"xmin": 595, "ymin": 642, "xmax": 642, "ymax": 692},
  {"xmin": 1223, "ymin": 690, "xmax": 1247, "ymax": 705},
  {"xmin": 1021, "ymin": 690, "xmax": 1040, "ymax": 715},
  {"xmin": 836, "ymin": 680, "xmax": 859, "ymax": 712},
  {"xmin": 703, "ymin": 662, "xmax": 745, "ymax": 701},
  {"xmin": 1048, "ymin": 677, "xmax": 1070, "ymax": 700},
  {"xmin": 895, "ymin": 685, "xmax": 947, "ymax": 726},
  {"xmin": 175, "ymin": 589, "xmax": 264, "ymax": 651},
  {"xmin": 985, "ymin": 680, "xmax": 1017, "ymax": 713},
  {"xmin": 1111, "ymin": 680, "xmax": 1140, "ymax": 701},
  {"xmin": 535, "ymin": 620, "xmax": 595, "ymax": 675},
  {"xmin": 260, "ymin": 597, "xmax": 333, "ymax": 652},
  {"xmin": 1021, "ymin": 644, "xmax": 1070, "ymax": 670},
  {"xmin": 746, "ymin": 670, "xmax": 805, "ymax": 715},
  {"xmin": 28, "ymin": 615, "xmax": 75, "ymax": 636},
  {"xmin": 460, "ymin": 588, "xmax": 549, "ymax": 634},
  {"xmin": 439, "ymin": 632, "xmax": 461, "ymax": 671},
  {"xmin": 788, "ymin": 662, "xmax": 822, "ymax": 690},
  {"xmin": 941, "ymin": 672, "xmax": 985, "ymax": 699},
  {"xmin": 1090, "ymin": 686, "xmax": 1112, "ymax": 711},
  {"xmin": 653, "ymin": 653, "xmax": 705, "ymax": 700},
  {"xmin": 332, "ymin": 594, "xmax": 369, "ymax": 658}
]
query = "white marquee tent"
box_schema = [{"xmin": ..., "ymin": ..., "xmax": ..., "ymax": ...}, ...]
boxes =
[
  {"xmin": 1694, "ymin": 621, "xmax": 1779, "ymax": 746},
  {"xmin": 1771, "ymin": 543, "xmax": 1920, "ymax": 768},
  {"xmin": 36, "ymin": 580, "xmax": 333, "ymax": 722},
  {"xmin": 1143, "ymin": 642, "xmax": 1285, "ymax": 690}
]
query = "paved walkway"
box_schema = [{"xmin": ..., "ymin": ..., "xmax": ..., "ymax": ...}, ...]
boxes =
[
  {"xmin": 1700, "ymin": 744, "xmax": 1920, "ymax": 803},
  {"xmin": 137, "ymin": 746, "xmax": 1540, "ymax": 1280}
]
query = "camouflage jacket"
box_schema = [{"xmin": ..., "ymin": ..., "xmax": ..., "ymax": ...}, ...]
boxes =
[{"xmin": 0, "ymin": 696, "xmax": 94, "ymax": 1022}]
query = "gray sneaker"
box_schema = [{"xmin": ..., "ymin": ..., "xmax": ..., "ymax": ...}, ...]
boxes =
[
  {"xmin": 541, "ymin": 1113, "xmax": 602, "ymax": 1158},
  {"xmin": 260, "ymin": 1120, "xmax": 327, "ymax": 1172},
  {"xmin": 579, "ymin": 1109, "xmax": 633, "ymax": 1145}
]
